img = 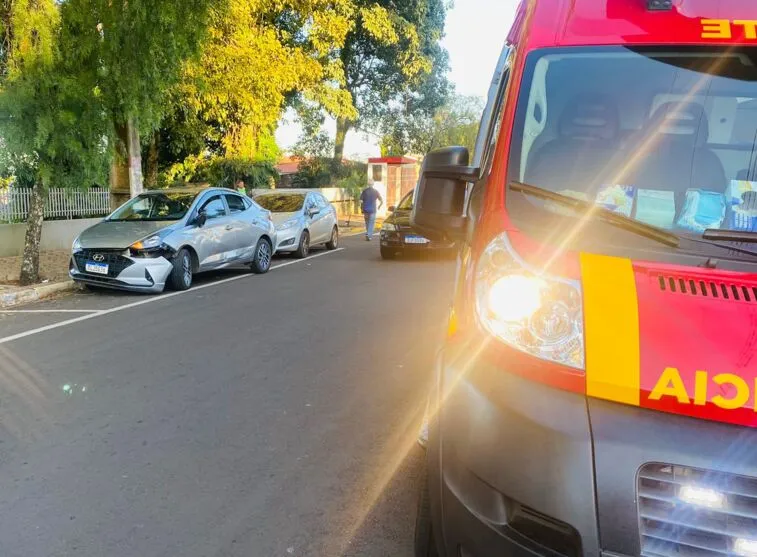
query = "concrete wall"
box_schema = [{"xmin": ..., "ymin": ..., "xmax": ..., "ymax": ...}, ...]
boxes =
[{"xmin": 0, "ymin": 217, "xmax": 103, "ymax": 257}]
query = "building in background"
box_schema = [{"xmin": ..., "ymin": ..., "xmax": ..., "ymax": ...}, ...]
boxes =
[{"xmin": 367, "ymin": 156, "xmax": 419, "ymax": 217}]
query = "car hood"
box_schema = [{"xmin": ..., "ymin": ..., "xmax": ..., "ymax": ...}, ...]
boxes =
[
  {"xmin": 270, "ymin": 212, "xmax": 301, "ymax": 227},
  {"xmin": 387, "ymin": 210, "xmax": 412, "ymax": 229},
  {"xmin": 77, "ymin": 220, "xmax": 178, "ymax": 250},
  {"xmin": 577, "ymin": 250, "xmax": 757, "ymax": 429}
]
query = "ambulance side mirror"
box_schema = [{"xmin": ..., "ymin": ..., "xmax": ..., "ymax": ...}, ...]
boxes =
[{"xmin": 411, "ymin": 146, "xmax": 480, "ymax": 239}]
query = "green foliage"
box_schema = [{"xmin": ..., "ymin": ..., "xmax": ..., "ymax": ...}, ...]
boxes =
[
  {"xmin": 0, "ymin": 0, "xmax": 111, "ymax": 191},
  {"xmin": 291, "ymin": 100, "xmax": 335, "ymax": 158},
  {"xmin": 163, "ymin": 155, "xmax": 279, "ymax": 191},
  {"xmin": 169, "ymin": 0, "xmax": 358, "ymax": 162},
  {"xmin": 329, "ymin": 0, "xmax": 451, "ymax": 158},
  {"xmin": 62, "ymin": 0, "xmax": 216, "ymax": 134},
  {"xmin": 381, "ymin": 93, "xmax": 483, "ymax": 156},
  {"xmin": 292, "ymin": 158, "xmax": 366, "ymax": 191}
]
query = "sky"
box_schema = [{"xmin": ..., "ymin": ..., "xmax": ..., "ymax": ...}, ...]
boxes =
[{"xmin": 274, "ymin": 0, "xmax": 519, "ymax": 160}]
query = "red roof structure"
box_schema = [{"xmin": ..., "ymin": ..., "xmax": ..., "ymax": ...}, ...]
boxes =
[{"xmin": 275, "ymin": 156, "xmax": 303, "ymax": 175}]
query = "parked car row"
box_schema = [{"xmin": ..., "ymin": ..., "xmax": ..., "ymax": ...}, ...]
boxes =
[{"xmin": 69, "ymin": 187, "xmax": 339, "ymax": 293}]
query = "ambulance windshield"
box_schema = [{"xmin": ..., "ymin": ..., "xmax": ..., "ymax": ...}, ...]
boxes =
[{"xmin": 508, "ymin": 47, "xmax": 757, "ymax": 237}]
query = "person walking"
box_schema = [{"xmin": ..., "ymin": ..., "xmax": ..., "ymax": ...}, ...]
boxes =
[{"xmin": 360, "ymin": 183, "xmax": 384, "ymax": 241}]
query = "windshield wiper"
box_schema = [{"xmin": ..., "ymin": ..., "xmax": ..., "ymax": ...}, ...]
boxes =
[
  {"xmin": 703, "ymin": 229, "xmax": 757, "ymax": 243},
  {"xmin": 510, "ymin": 181, "xmax": 757, "ymax": 261},
  {"xmin": 509, "ymin": 181, "xmax": 681, "ymax": 248}
]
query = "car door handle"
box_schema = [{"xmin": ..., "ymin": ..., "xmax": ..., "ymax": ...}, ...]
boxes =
[{"xmin": 225, "ymin": 225, "xmax": 234, "ymax": 231}]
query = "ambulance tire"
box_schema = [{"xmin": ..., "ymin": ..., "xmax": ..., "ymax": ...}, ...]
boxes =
[{"xmin": 414, "ymin": 463, "xmax": 440, "ymax": 557}]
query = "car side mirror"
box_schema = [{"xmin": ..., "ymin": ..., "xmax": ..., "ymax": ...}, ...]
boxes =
[
  {"xmin": 195, "ymin": 211, "xmax": 207, "ymax": 228},
  {"xmin": 307, "ymin": 207, "xmax": 319, "ymax": 217},
  {"xmin": 411, "ymin": 146, "xmax": 480, "ymax": 240}
]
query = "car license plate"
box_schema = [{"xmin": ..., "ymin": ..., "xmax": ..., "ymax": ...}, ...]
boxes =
[
  {"xmin": 404, "ymin": 235, "xmax": 430, "ymax": 245},
  {"xmin": 85, "ymin": 261, "xmax": 109, "ymax": 275}
]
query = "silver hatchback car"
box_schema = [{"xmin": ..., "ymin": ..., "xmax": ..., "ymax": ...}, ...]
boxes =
[
  {"xmin": 70, "ymin": 187, "xmax": 277, "ymax": 293},
  {"xmin": 253, "ymin": 190, "xmax": 339, "ymax": 258}
]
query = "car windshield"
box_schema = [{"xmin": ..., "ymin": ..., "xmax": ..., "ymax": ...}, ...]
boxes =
[
  {"xmin": 507, "ymin": 47, "xmax": 757, "ymax": 242},
  {"xmin": 109, "ymin": 192, "xmax": 197, "ymax": 221},
  {"xmin": 255, "ymin": 194, "xmax": 306, "ymax": 212},
  {"xmin": 398, "ymin": 191, "xmax": 414, "ymax": 211}
]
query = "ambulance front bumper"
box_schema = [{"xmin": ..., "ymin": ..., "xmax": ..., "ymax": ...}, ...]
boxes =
[{"xmin": 431, "ymin": 343, "xmax": 757, "ymax": 557}]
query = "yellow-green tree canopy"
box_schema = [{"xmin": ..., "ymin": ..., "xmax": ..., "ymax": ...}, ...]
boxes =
[{"xmin": 177, "ymin": 0, "xmax": 360, "ymax": 160}]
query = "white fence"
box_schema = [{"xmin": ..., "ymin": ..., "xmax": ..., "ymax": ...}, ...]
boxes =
[{"xmin": 0, "ymin": 188, "xmax": 111, "ymax": 222}]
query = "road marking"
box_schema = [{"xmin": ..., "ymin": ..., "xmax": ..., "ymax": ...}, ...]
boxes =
[
  {"xmin": 0, "ymin": 248, "xmax": 344, "ymax": 345},
  {"xmin": 0, "ymin": 309, "xmax": 98, "ymax": 313}
]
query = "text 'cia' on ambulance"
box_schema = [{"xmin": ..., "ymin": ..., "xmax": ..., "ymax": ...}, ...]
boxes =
[{"xmin": 410, "ymin": 1, "xmax": 757, "ymax": 557}]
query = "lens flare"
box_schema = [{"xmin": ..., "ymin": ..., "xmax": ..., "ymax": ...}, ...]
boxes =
[
  {"xmin": 487, "ymin": 275, "xmax": 544, "ymax": 322},
  {"xmin": 679, "ymin": 485, "xmax": 725, "ymax": 509}
]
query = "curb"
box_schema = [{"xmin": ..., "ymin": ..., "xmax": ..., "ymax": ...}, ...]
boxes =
[{"xmin": 0, "ymin": 280, "xmax": 79, "ymax": 309}]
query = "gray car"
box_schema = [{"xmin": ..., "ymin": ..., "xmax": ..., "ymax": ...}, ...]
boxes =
[
  {"xmin": 70, "ymin": 187, "xmax": 277, "ymax": 293},
  {"xmin": 253, "ymin": 190, "xmax": 339, "ymax": 258}
]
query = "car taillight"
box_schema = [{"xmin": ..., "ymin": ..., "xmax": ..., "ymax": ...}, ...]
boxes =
[{"xmin": 474, "ymin": 231, "xmax": 585, "ymax": 370}]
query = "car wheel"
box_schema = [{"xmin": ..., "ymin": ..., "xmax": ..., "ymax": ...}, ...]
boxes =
[
  {"xmin": 326, "ymin": 226, "xmax": 339, "ymax": 250},
  {"xmin": 169, "ymin": 248, "xmax": 193, "ymax": 291},
  {"xmin": 294, "ymin": 230, "xmax": 310, "ymax": 259},
  {"xmin": 414, "ymin": 462, "xmax": 440, "ymax": 557},
  {"xmin": 251, "ymin": 237, "xmax": 272, "ymax": 274},
  {"xmin": 380, "ymin": 246, "xmax": 397, "ymax": 260}
]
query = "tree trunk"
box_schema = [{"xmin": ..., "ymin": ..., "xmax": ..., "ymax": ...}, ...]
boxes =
[
  {"xmin": 144, "ymin": 131, "xmax": 159, "ymax": 189},
  {"xmin": 110, "ymin": 118, "xmax": 143, "ymax": 209},
  {"xmin": 334, "ymin": 116, "xmax": 352, "ymax": 162},
  {"xmin": 127, "ymin": 118, "xmax": 143, "ymax": 196},
  {"xmin": 19, "ymin": 181, "xmax": 46, "ymax": 286}
]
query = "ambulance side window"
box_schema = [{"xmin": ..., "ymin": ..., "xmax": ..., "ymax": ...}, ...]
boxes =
[
  {"xmin": 472, "ymin": 45, "xmax": 513, "ymax": 173},
  {"xmin": 468, "ymin": 45, "xmax": 513, "ymax": 224}
]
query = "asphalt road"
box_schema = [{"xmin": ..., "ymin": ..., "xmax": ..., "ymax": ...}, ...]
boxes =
[{"xmin": 0, "ymin": 235, "xmax": 456, "ymax": 557}]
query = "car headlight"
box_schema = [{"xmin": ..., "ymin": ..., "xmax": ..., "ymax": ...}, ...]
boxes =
[
  {"xmin": 475, "ymin": 232, "xmax": 585, "ymax": 370},
  {"xmin": 72, "ymin": 237, "xmax": 82, "ymax": 252},
  {"xmin": 382, "ymin": 222, "xmax": 398, "ymax": 232},
  {"xmin": 131, "ymin": 235, "xmax": 162, "ymax": 251},
  {"xmin": 278, "ymin": 219, "xmax": 299, "ymax": 231}
]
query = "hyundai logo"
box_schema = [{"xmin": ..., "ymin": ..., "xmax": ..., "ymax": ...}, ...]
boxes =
[{"xmin": 93, "ymin": 254, "xmax": 106, "ymax": 262}]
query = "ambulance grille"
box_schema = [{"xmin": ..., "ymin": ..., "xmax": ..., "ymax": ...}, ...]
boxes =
[
  {"xmin": 638, "ymin": 463, "xmax": 757, "ymax": 557},
  {"xmin": 656, "ymin": 275, "xmax": 757, "ymax": 303}
]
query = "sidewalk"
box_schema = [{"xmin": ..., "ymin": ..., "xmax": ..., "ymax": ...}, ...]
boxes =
[
  {"xmin": 340, "ymin": 215, "xmax": 384, "ymax": 234},
  {"xmin": 0, "ymin": 250, "xmax": 77, "ymax": 308}
]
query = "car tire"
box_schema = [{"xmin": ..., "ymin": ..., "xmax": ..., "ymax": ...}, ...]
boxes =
[
  {"xmin": 251, "ymin": 237, "xmax": 272, "ymax": 274},
  {"xmin": 380, "ymin": 246, "xmax": 397, "ymax": 260},
  {"xmin": 325, "ymin": 226, "xmax": 339, "ymax": 250},
  {"xmin": 168, "ymin": 248, "xmax": 193, "ymax": 291},
  {"xmin": 294, "ymin": 230, "xmax": 310, "ymax": 259},
  {"xmin": 414, "ymin": 462, "xmax": 440, "ymax": 557}
]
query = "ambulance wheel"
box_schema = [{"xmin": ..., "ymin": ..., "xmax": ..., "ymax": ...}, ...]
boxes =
[{"xmin": 414, "ymin": 463, "xmax": 440, "ymax": 557}]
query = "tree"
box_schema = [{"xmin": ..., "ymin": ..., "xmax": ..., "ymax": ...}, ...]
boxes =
[
  {"xmin": 332, "ymin": 0, "xmax": 450, "ymax": 161},
  {"xmin": 0, "ymin": 0, "xmax": 110, "ymax": 285},
  {"xmin": 62, "ymin": 0, "xmax": 217, "ymax": 204},
  {"xmin": 380, "ymin": 93, "xmax": 483, "ymax": 157},
  {"xmin": 153, "ymin": 0, "xmax": 359, "ymax": 186}
]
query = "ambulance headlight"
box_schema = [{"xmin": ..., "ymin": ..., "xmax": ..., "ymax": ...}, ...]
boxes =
[{"xmin": 475, "ymin": 232, "xmax": 585, "ymax": 370}]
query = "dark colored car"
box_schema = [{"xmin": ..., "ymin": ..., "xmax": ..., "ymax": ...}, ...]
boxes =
[{"xmin": 379, "ymin": 190, "xmax": 456, "ymax": 260}]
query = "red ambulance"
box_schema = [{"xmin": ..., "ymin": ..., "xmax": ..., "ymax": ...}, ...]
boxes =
[{"xmin": 412, "ymin": 1, "xmax": 757, "ymax": 557}]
